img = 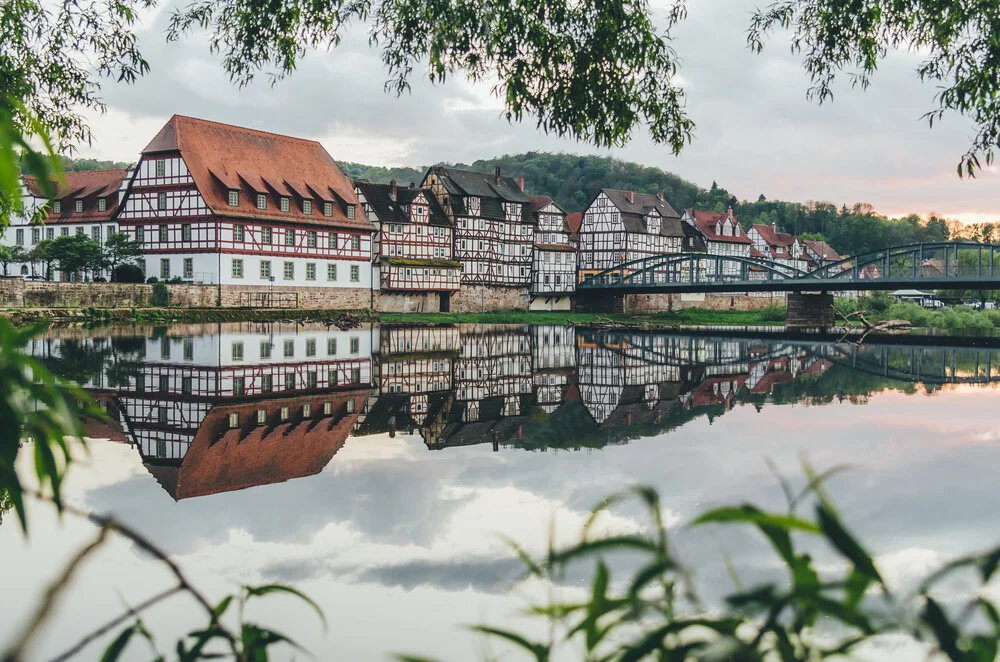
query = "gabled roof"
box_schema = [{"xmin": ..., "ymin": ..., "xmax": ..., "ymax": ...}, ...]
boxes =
[
  {"xmin": 24, "ymin": 169, "xmax": 128, "ymax": 224},
  {"xmin": 686, "ymin": 209, "xmax": 752, "ymax": 245},
  {"xmin": 143, "ymin": 390, "xmax": 368, "ymax": 500},
  {"xmin": 354, "ymin": 181, "xmax": 452, "ymax": 227},
  {"xmin": 802, "ymin": 239, "xmax": 843, "ymax": 262},
  {"xmin": 598, "ymin": 189, "xmax": 687, "ymax": 238},
  {"xmin": 140, "ymin": 115, "xmax": 372, "ymax": 232},
  {"xmin": 425, "ymin": 166, "xmax": 531, "ymax": 222},
  {"xmin": 750, "ymin": 224, "xmax": 794, "ymax": 248},
  {"xmin": 565, "ymin": 212, "xmax": 583, "ymax": 236},
  {"xmin": 601, "ymin": 189, "xmax": 680, "ymax": 220}
]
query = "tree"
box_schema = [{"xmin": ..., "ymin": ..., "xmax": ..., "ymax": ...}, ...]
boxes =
[
  {"xmin": 101, "ymin": 231, "xmax": 142, "ymax": 281},
  {"xmin": 0, "ymin": 244, "xmax": 26, "ymax": 276},
  {"xmin": 749, "ymin": 0, "xmax": 1000, "ymax": 176},
  {"xmin": 27, "ymin": 239, "xmax": 55, "ymax": 280},
  {"xmin": 47, "ymin": 234, "xmax": 102, "ymax": 280}
]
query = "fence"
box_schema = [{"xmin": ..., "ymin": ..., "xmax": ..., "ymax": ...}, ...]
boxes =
[{"xmin": 237, "ymin": 291, "xmax": 299, "ymax": 309}]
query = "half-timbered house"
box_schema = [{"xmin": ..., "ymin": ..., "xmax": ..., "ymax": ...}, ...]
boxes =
[
  {"xmin": 528, "ymin": 195, "xmax": 576, "ymax": 311},
  {"xmin": 801, "ymin": 239, "xmax": 844, "ymax": 271},
  {"xmin": 577, "ymin": 190, "xmax": 705, "ymax": 283},
  {"xmin": 747, "ymin": 224, "xmax": 809, "ymax": 272},
  {"xmin": 354, "ymin": 180, "xmax": 461, "ymax": 312},
  {"xmin": 422, "ymin": 167, "xmax": 534, "ymax": 311},
  {"xmin": 682, "ymin": 209, "xmax": 752, "ymax": 277},
  {"xmin": 1, "ymin": 169, "xmax": 131, "ymax": 280},
  {"xmin": 117, "ymin": 115, "xmax": 373, "ymax": 306}
]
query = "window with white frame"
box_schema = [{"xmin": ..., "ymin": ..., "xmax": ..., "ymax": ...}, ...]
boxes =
[
  {"xmin": 232, "ymin": 259, "xmax": 243, "ymax": 278},
  {"xmin": 228, "ymin": 190, "xmax": 239, "ymax": 206},
  {"xmin": 280, "ymin": 197, "xmax": 289, "ymax": 212},
  {"xmin": 303, "ymin": 200, "xmax": 312, "ymax": 214},
  {"xmin": 75, "ymin": 199, "xmax": 83, "ymax": 213},
  {"xmin": 155, "ymin": 159, "xmax": 165, "ymax": 177},
  {"xmin": 283, "ymin": 261, "xmax": 294, "ymax": 280},
  {"xmin": 31, "ymin": 228, "xmax": 40, "ymax": 244},
  {"xmin": 234, "ymin": 225, "xmax": 244, "ymax": 242},
  {"xmin": 350, "ymin": 265, "xmax": 359, "ymax": 282},
  {"xmin": 307, "ymin": 231, "xmax": 316, "ymax": 247},
  {"xmin": 347, "ymin": 205, "xmax": 355, "ymax": 219},
  {"xmin": 98, "ymin": 198, "xmax": 107, "ymax": 212},
  {"xmin": 323, "ymin": 202, "xmax": 332, "ymax": 216},
  {"xmin": 157, "ymin": 192, "xmax": 166, "ymax": 210},
  {"xmin": 257, "ymin": 193, "xmax": 267, "ymax": 209},
  {"xmin": 306, "ymin": 263, "xmax": 316, "ymax": 280},
  {"xmin": 52, "ymin": 200, "xmax": 61, "ymax": 214},
  {"xmin": 260, "ymin": 260, "xmax": 271, "ymax": 279},
  {"xmin": 284, "ymin": 339, "xmax": 294, "ymax": 357},
  {"xmin": 183, "ymin": 258, "xmax": 193, "ymax": 279},
  {"xmin": 182, "ymin": 224, "xmax": 191, "ymax": 241},
  {"xmin": 328, "ymin": 232, "xmax": 337, "ymax": 248},
  {"xmin": 262, "ymin": 227, "xmax": 272, "ymax": 244},
  {"xmin": 285, "ymin": 229, "xmax": 295, "ymax": 246},
  {"xmin": 159, "ymin": 225, "xmax": 167, "ymax": 242},
  {"xmin": 160, "ymin": 259, "xmax": 170, "ymax": 280},
  {"xmin": 327, "ymin": 263, "xmax": 337, "ymax": 281}
]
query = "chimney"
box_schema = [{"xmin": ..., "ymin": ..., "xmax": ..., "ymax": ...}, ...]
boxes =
[
  {"xmin": 389, "ymin": 179, "xmax": 397, "ymax": 201},
  {"xmin": 656, "ymin": 193, "xmax": 664, "ymax": 201},
  {"xmin": 626, "ymin": 190, "xmax": 634, "ymax": 204},
  {"xmin": 517, "ymin": 176, "xmax": 524, "ymax": 192},
  {"xmin": 494, "ymin": 166, "xmax": 501, "ymax": 184}
]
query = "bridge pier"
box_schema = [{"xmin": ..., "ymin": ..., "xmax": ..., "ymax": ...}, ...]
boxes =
[{"xmin": 786, "ymin": 292, "xmax": 835, "ymax": 331}]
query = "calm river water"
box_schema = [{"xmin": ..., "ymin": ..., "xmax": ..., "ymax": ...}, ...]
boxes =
[{"xmin": 3, "ymin": 322, "xmax": 1000, "ymax": 660}]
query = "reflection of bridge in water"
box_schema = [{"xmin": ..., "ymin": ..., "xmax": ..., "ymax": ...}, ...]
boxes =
[{"xmin": 33, "ymin": 322, "xmax": 1000, "ymax": 500}]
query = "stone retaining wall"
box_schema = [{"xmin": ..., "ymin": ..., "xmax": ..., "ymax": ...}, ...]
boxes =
[
  {"xmin": 0, "ymin": 279, "xmax": 369, "ymax": 310},
  {"xmin": 626, "ymin": 292, "xmax": 786, "ymax": 313},
  {"xmin": 374, "ymin": 291, "xmax": 446, "ymax": 313},
  {"xmin": 451, "ymin": 284, "xmax": 529, "ymax": 312}
]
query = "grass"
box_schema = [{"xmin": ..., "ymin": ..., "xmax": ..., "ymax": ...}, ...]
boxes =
[
  {"xmin": 379, "ymin": 306, "xmax": 787, "ymax": 327},
  {"xmin": 837, "ymin": 295, "xmax": 1000, "ymax": 332}
]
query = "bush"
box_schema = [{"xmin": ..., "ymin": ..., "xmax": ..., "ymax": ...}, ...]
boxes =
[
  {"xmin": 759, "ymin": 303, "xmax": 786, "ymax": 322},
  {"xmin": 859, "ymin": 291, "xmax": 892, "ymax": 313},
  {"xmin": 167, "ymin": 276, "xmax": 184, "ymax": 284},
  {"xmin": 113, "ymin": 264, "xmax": 145, "ymax": 283},
  {"xmin": 150, "ymin": 282, "xmax": 169, "ymax": 307},
  {"xmin": 145, "ymin": 276, "xmax": 158, "ymax": 284}
]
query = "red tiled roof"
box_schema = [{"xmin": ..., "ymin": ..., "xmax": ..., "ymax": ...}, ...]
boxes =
[
  {"xmin": 25, "ymin": 169, "xmax": 127, "ymax": 224},
  {"xmin": 751, "ymin": 224, "xmax": 794, "ymax": 248},
  {"xmin": 802, "ymin": 239, "xmax": 843, "ymax": 262},
  {"xmin": 141, "ymin": 115, "xmax": 373, "ymax": 232},
  {"xmin": 145, "ymin": 390, "xmax": 369, "ymax": 500},
  {"xmin": 527, "ymin": 194, "xmax": 553, "ymax": 213},
  {"xmin": 565, "ymin": 212, "xmax": 582, "ymax": 237},
  {"xmin": 687, "ymin": 209, "xmax": 752, "ymax": 244}
]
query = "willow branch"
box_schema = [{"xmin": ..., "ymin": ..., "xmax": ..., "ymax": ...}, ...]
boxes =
[
  {"xmin": 4, "ymin": 527, "xmax": 109, "ymax": 662},
  {"xmin": 22, "ymin": 490, "xmax": 243, "ymax": 661},
  {"xmin": 47, "ymin": 585, "xmax": 184, "ymax": 662}
]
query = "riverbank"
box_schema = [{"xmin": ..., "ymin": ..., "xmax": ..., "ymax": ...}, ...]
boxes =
[
  {"xmin": 379, "ymin": 307, "xmax": 788, "ymax": 327},
  {"xmin": 0, "ymin": 306, "xmax": 380, "ymax": 326}
]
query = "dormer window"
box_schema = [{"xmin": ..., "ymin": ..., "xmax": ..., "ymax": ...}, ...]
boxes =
[
  {"xmin": 347, "ymin": 205, "xmax": 355, "ymax": 220},
  {"xmin": 715, "ymin": 222, "xmax": 721, "ymax": 235},
  {"xmin": 323, "ymin": 202, "xmax": 332, "ymax": 217},
  {"xmin": 75, "ymin": 199, "xmax": 83, "ymax": 213},
  {"xmin": 467, "ymin": 196, "xmax": 481, "ymax": 216},
  {"xmin": 303, "ymin": 200, "xmax": 312, "ymax": 214},
  {"xmin": 52, "ymin": 200, "xmax": 61, "ymax": 214},
  {"xmin": 228, "ymin": 190, "xmax": 239, "ymax": 206},
  {"xmin": 98, "ymin": 198, "xmax": 107, "ymax": 212},
  {"xmin": 280, "ymin": 196, "xmax": 289, "ymax": 212},
  {"xmin": 256, "ymin": 193, "xmax": 267, "ymax": 210}
]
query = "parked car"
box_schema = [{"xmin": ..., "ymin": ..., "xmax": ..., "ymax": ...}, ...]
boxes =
[
  {"xmin": 21, "ymin": 274, "xmax": 44, "ymax": 281},
  {"xmin": 969, "ymin": 301, "xmax": 997, "ymax": 310}
]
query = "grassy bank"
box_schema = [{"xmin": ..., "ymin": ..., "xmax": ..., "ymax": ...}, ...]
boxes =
[
  {"xmin": 837, "ymin": 295, "xmax": 1000, "ymax": 332},
  {"xmin": 379, "ymin": 306, "xmax": 787, "ymax": 327},
  {"xmin": 0, "ymin": 306, "xmax": 380, "ymax": 326}
]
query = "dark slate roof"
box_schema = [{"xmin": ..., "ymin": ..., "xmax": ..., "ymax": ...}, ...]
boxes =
[
  {"xmin": 602, "ymin": 189, "xmax": 681, "ymax": 220},
  {"xmin": 427, "ymin": 166, "xmax": 531, "ymax": 222},
  {"xmin": 354, "ymin": 181, "xmax": 452, "ymax": 227}
]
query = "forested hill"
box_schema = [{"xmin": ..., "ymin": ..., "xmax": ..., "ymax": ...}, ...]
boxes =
[
  {"xmin": 340, "ymin": 152, "xmax": 717, "ymax": 214},
  {"xmin": 340, "ymin": 152, "xmax": 959, "ymax": 257}
]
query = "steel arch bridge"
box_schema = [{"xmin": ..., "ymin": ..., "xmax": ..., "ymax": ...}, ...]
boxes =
[{"xmin": 576, "ymin": 242, "xmax": 1000, "ymax": 294}]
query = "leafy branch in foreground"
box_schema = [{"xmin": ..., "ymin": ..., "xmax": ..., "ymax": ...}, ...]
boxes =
[
  {"xmin": 411, "ymin": 473, "xmax": 1000, "ymax": 661},
  {"xmin": 748, "ymin": 0, "xmax": 1000, "ymax": 177}
]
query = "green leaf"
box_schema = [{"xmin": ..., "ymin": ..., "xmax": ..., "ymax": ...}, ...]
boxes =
[
  {"xmin": 213, "ymin": 595, "xmax": 233, "ymax": 618},
  {"xmin": 921, "ymin": 597, "xmax": 962, "ymax": 662},
  {"xmin": 816, "ymin": 504, "xmax": 883, "ymax": 585},
  {"xmin": 468, "ymin": 626, "xmax": 549, "ymax": 662},
  {"xmin": 691, "ymin": 505, "xmax": 821, "ymax": 534},
  {"xmin": 101, "ymin": 625, "xmax": 137, "ymax": 662},
  {"xmin": 244, "ymin": 584, "xmax": 326, "ymax": 628}
]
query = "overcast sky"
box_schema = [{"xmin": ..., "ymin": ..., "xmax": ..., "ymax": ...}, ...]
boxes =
[{"xmin": 78, "ymin": 0, "xmax": 1000, "ymax": 222}]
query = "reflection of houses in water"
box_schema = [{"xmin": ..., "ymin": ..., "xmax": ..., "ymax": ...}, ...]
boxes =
[
  {"xmin": 532, "ymin": 325, "xmax": 576, "ymax": 414},
  {"xmin": 55, "ymin": 324, "xmax": 374, "ymax": 499},
  {"xmin": 355, "ymin": 325, "xmax": 460, "ymax": 444},
  {"xmin": 434, "ymin": 325, "xmax": 536, "ymax": 448}
]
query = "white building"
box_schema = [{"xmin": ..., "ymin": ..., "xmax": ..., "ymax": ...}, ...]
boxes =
[
  {"xmin": 117, "ymin": 115, "xmax": 374, "ymax": 301},
  {"xmin": 528, "ymin": 195, "xmax": 576, "ymax": 311},
  {"xmin": 1, "ymin": 168, "xmax": 130, "ymax": 280}
]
